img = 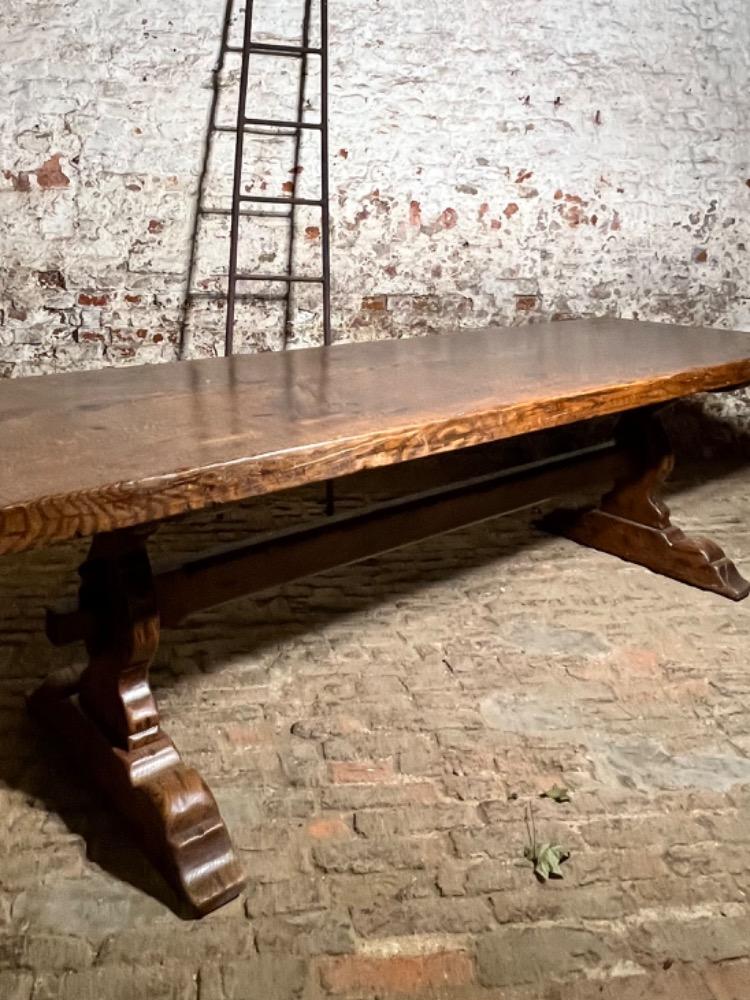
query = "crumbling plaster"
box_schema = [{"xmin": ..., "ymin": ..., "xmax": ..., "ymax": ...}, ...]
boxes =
[{"xmin": 0, "ymin": 0, "xmax": 748, "ymax": 383}]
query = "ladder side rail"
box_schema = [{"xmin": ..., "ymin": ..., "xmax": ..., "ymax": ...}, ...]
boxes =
[
  {"xmin": 283, "ymin": 0, "xmax": 314, "ymax": 347},
  {"xmin": 320, "ymin": 0, "xmax": 331, "ymax": 346},
  {"xmin": 179, "ymin": 0, "xmax": 235, "ymax": 359},
  {"xmin": 320, "ymin": 0, "xmax": 334, "ymax": 512},
  {"xmin": 225, "ymin": 0, "xmax": 257, "ymax": 355}
]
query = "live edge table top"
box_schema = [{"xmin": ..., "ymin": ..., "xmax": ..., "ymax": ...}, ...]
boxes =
[{"xmin": 2, "ymin": 318, "xmax": 750, "ymax": 556}]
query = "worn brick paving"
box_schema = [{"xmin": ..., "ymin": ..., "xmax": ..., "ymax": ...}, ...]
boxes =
[{"xmin": 1, "ymin": 459, "xmax": 750, "ymax": 998}]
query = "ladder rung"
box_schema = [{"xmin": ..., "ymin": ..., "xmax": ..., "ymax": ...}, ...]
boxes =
[
  {"xmin": 239, "ymin": 195, "xmax": 322, "ymax": 207},
  {"xmin": 234, "ymin": 273, "xmax": 324, "ymax": 284},
  {"xmin": 245, "ymin": 117, "xmax": 322, "ymax": 131},
  {"xmin": 190, "ymin": 291, "xmax": 288, "ymax": 302},
  {"xmin": 225, "ymin": 42, "xmax": 322, "ymax": 58},
  {"xmin": 214, "ymin": 124, "xmax": 298, "ymax": 138},
  {"xmin": 201, "ymin": 207, "xmax": 293, "ymax": 220}
]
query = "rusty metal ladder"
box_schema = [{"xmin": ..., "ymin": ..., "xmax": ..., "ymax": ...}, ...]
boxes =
[{"xmin": 183, "ymin": 0, "xmax": 332, "ymax": 358}]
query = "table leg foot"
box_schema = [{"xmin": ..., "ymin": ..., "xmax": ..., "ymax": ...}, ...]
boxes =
[
  {"xmin": 33, "ymin": 530, "xmax": 245, "ymax": 916},
  {"xmin": 542, "ymin": 408, "xmax": 750, "ymax": 602},
  {"xmin": 544, "ymin": 506, "xmax": 750, "ymax": 600}
]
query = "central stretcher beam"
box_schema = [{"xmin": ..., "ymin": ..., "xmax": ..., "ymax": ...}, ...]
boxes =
[
  {"xmin": 48, "ymin": 442, "xmax": 628, "ymax": 645},
  {"xmin": 157, "ymin": 442, "xmax": 628, "ymax": 625},
  {"xmin": 34, "ymin": 403, "xmax": 750, "ymax": 916}
]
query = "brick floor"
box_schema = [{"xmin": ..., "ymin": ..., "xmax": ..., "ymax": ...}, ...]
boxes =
[{"xmin": 1, "ymin": 453, "xmax": 750, "ymax": 999}]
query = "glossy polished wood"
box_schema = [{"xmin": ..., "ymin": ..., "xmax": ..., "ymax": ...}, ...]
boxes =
[
  {"xmin": 46, "ymin": 443, "xmax": 630, "ymax": 643},
  {"xmin": 2, "ymin": 319, "xmax": 750, "ymax": 555},
  {"xmin": 29, "ymin": 530, "xmax": 245, "ymax": 916},
  {"xmin": 15, "ymin": 319, "xmax": 750, "ymax": 917},
  {"xmin": 40, "ymin": 442, "xmax": 632, "ymax": 918},
  {"xmin": 543, "ymin": 409, "xmax": 750, "ymax": 600}
]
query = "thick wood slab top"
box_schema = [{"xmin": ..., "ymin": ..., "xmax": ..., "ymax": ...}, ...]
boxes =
[{"xmin": 2, "ymin": 318, "xmax": 749, "ymax": 554}]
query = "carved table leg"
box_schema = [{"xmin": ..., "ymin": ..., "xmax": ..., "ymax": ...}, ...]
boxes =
[
  {"xmin": 29, "ymin": 529, "xmax": 245, "ymax": 916},
  {"xmin": 542, "ymin": 408, "xmax": 750, "ymax": 601}
]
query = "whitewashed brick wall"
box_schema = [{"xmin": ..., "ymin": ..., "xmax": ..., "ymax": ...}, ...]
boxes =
[{"xmin": 1, "ymin": 0, "xmax": 749, "ymax": 375}]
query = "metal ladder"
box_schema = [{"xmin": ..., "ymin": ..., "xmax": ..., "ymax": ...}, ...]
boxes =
[{"xmin": 183, "ymin": 0, "xmax": 332, "ymax": 357}]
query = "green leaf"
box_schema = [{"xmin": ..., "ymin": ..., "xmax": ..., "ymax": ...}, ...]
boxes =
[
  {"xmin": 526, "ymin": 842, "xmax": 571, "ymax": 881},
  {"xmin": 540, "ymin": 785, "xmax": 571, "ymax": 803}
]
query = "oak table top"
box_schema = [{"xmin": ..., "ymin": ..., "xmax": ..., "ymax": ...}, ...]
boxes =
[{"xmin": 2, "ymin": 318, "xmax": 750, "ymax": 555}]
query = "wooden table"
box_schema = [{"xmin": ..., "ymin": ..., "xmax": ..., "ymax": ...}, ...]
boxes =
[{"xmin": 3, "ymin": 318, "xmax": 750, "ymax": 915}]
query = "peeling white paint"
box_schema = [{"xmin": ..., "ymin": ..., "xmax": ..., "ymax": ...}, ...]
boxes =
[{"xmin": 0, "ymin": 0, "xmax": 748, "ymax": 378}]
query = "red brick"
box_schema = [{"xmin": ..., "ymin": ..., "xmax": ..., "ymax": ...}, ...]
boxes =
[
  {"xmin": 356, "ymin": 802, "xmax": 480, "ymax": 838},
  {"xmin": 322, "ymin": 779, "xmax": 440, "ymax": 811},
  {"xmin": 37, "ymin": 269, "xmax": 65, "ymax": 289},
  {"xmin": 478, "ymin": 926, "xmax": 623, "ymax": 988},
  {"xmin": 628, "ymin": 915, "xmax": 750, "ymax": 966},
  {"xmin": 306, "ymin": 816, "xmax": 352, "ymax": 840},
  {"xmin": 543, "ymin": 964, "xmax": 714, "ymax": 999},
  {"xmin": 35, "ymin": 153, "xmax": 70, "ymax": 188},
  {"xmin": 703, "ymin": 959, "xmax": 750, "ymax": 999},
  {"xmin": 221, "ymin": 722, "xmax": 274, "ymax": 748},
  {"xmin": 329, "ymin": 760, "xmax": 394, "ymax": 784},
  {"xmin": 351, "ymin": 896, "xmax": 494, "ymax": 937},
  {"xmin": 361, "ymin": 295, "xmax": 388, "ymax": 312},
  {"xmin": 319, "ymin": 951, "xmax": 474, "ymax": 995},
  {"xmin": 245, "ymin": 877, "xmax": 329, "ymax": 917},
  {"xmin": 313, "ymin": 834, "xmax": 447, "ymax": 874},
  {"xmin": 516, "ymin": 294, "xmax": 538, "ymax": 311},
  {"xmin": 441, "ymin": 207, "xmax": 458, "ymax": 229},
  {"xmin": 78, "ymin": 292, "xmax": 108, "ymax": 307},
  {"xmin": 3, "ymin": 169, "xmax": 30, "ymax": 191}
]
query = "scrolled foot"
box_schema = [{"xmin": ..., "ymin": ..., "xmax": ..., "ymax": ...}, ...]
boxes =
[
  {"xmin": 31, "ymin": 529, "xmax": 245, "ymax": 916},
  {"xmin": 543, "ymin": 506, "xmax": 750, "ymax": 601},
  {"xmin": 542, "ymin": 408, "xmax": 750, "ymax": 602},
  {"xmin": 29, "ymin": 673, "xmax": 245, "ymax": 916}
]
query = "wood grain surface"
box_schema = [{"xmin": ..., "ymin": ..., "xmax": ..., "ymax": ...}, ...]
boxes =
[
  {"xmin": 29, "ymin": 530, "xmax": 245, "ymax": 916},
  {"xmin": 2, "ymin": 319, "xmax": 750, "ymax": 555},
  {"xmin": 543, "ymin": 409, "xmax": 750, "ymax": 601}
]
